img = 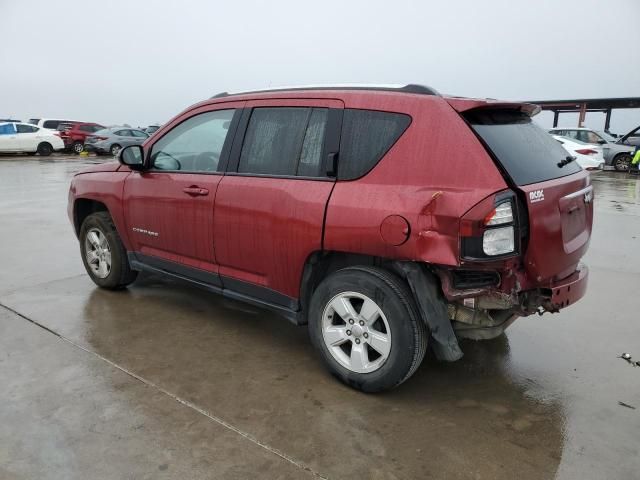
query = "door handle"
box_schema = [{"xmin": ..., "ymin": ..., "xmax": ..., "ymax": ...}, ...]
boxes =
[{"xmin": 183, "ymin": 186, "xmax": 209, "ymax": 196}]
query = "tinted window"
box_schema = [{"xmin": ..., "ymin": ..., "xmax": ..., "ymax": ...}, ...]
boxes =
[
  {"xmin": 298, "ymin": 109, "xmax": 328, "ymax": 176},
  {"xmin": 239, "ymin": 108, "xmax": 313, "ymax": 176},
  {"xmin": 43, "ymin": 120, "xmax": 63, "ymax": 129},
  {"xmin": 130, "ymin": 130, "xmax": 148, "ymax": 138},
  {"xmin": 467, "ymin": 110, "xmax": 582, "ymax": 186},
  {"xmin": 16, "ymin": 124, "xmax": 38, "ymax": 133},
  {"xmin": 114, "ymin": 130, "xmax": 129, "ymax": 136},
  {"xmin": 0, "ymin": 124, "xmax": 16, "ymax": 135},
  {"xmin": 79, "ymin": 124, "xmax": 102, "ymax": 132},
  {"xmin": 151, "ymin": 109, "xmax": 235, "ymax": 173},
  {"xmin": 338, "ymin": 109, "xmax": 411, "ymax": 180}
]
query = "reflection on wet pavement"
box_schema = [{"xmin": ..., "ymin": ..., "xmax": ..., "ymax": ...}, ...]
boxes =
[{"xmin": 0, "ymin": 160, "xmax": 639, "ymax": 479}]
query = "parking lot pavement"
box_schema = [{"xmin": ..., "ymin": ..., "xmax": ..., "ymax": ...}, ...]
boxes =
[{"xmin": 0, "ymin": 158, "xmax": 639, "ymax": 479}]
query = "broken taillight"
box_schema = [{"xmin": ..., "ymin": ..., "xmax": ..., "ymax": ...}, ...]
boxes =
[{"xmin": 460, "ymin": 190, "xmax": 520, "ymax": 260}]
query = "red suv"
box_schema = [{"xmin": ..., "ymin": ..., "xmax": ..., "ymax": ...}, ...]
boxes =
[
  {"xmin": 59, "ymin": 122, "xmax": 104, "ymax": 153},
  {"xmin": 68, "ymin": 85, "xmax": 592, "ymax": 392}
]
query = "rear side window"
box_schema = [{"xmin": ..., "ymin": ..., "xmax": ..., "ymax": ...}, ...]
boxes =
[
  {"xmin": 43, "ymin": 120, "xmax": 61, "ymax": 129},
  {"xmin": 16, "ymin": 124, "xmax": 38, "ymax": 133},
  {"xmin": 466, "ymin": 110, "xmax": 582, "ymax": 185},
  {"xmin": 79, "ymin": 124, "xmax": 101, "ymax": 132},
  {"xmin": 338, "ymin": 109, "xmax": 411, "ymax": 180},
  {"xmin": 239, "ymin": 107, "xmax": 328, "ymax": 176}
]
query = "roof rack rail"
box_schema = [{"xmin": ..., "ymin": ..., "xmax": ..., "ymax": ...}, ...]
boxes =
[{"xmin": 211, "ymin": 83, "xmax": 438, "ymax": 99}]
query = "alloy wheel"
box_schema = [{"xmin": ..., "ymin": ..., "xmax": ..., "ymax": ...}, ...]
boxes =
[
  {"xmin": 321, "ymin": 292, "xmax": 392, "ymax": 373},
  {"xmin": 84, "ymin": 228, "xmax": 112, "ymax": 279}
]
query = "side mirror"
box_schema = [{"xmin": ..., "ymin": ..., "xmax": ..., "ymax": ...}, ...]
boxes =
[
  {"xmin": 597, "ymin": 139, "xmax": 607, "ymax": 145},
  {"xmin": 118, "ymin": 145, "xmax": 145, "ymax": 170}
]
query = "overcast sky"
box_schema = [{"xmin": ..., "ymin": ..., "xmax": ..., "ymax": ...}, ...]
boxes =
[{"xmin": 1, "ymin": 0, "xmax": 639, "ymax": 133}]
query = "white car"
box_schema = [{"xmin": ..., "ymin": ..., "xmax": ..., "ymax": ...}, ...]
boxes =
[
  {"xmin": 0, "ymin": 122, "xmax": 65, "ymax": 156},
  {"xmin": 552, "ymin": 135, "xmax": 604, "ymax": 171},
  {"xmin": 27, "ymin": 118, "xmax": 78, "ymax": 130}
]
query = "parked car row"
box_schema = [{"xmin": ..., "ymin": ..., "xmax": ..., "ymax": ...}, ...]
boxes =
[
  {"xmin": 548, "ymin": 127, "xmax": 636, "ymax": 171},
  {"xmin": 552, "ymin": 135, "xmax": 604, "ymax": 170},
  {"xmin": 0, "ymin": 117, "xmax": 160, "ymax": 156}
]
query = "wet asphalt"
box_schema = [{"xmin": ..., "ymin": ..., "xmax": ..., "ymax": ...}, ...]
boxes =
[{"xmin": 0, "ymin": 155, "xmax": 638, "ymax": 480}]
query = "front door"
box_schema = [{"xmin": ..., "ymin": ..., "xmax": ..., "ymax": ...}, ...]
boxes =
[
  {"xmin": 213, "ymin": 98, "xmax": 343, "ymax": 306},
  {"xmin": 0, "ymin": 123, "xmax": 19, "ymax": 151},
  {"xmin": 124, "ymin": 107, "xmax": 240, "ymax": 279}
]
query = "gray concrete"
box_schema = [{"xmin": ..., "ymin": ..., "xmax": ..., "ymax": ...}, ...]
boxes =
[{"xmin": 0, "ymin": 155, "xmax": 639, "ymax": 479}]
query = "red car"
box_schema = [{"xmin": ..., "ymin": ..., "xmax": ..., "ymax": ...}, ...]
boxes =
[
  {"xmin": 67, "ymin": 85, "xmax": 592, "ymax": 392},
  {"xmin": 59, "ymin": 122, "xmax": 104, "ymax": 153}
]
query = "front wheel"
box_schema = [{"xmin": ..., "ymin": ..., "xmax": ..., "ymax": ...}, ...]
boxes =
[
  {"xmin": 72, "ymin": 142, "xmax": 84, "ymax": 154},
  {"xmin": 309, "ymin": 266, "xmax": 427, "ymax": 392},
  {"xmin": 110, "ymin": 144, "xmax": 121, "ymax": 156},
  {"xmin": 79, "ymin": 211, "xmax": 137, "ymax": 289},
  {"xmin": 613, "ymin": 153, "xmax": 632, "ymax": 172}
]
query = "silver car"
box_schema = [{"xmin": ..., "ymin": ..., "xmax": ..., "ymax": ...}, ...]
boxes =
[
  {"xmin": 85, "ymin": 127, "xmax": 149, "ymax": 156},
  {"xmin": 549, "ymin": 127, "xmax": 635, "ymax": 171}
]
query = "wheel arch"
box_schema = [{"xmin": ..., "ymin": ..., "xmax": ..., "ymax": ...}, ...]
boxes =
[
  {"xmin": 73, "ymin": 198, "xmax": 109, "ymax": 236},
  {"xmin": 299, "ymin": 250, "xmax": 463, "ymax": 362}
]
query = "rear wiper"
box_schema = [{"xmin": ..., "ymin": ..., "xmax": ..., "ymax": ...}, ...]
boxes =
[{"xmin": 557, "ymin": 155, "xmax": 576, "ymax": 168}]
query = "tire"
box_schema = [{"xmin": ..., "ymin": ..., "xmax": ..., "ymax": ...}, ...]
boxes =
[
  {"xmin": 109, "ymin": 144, "xmax": 121, "ymax": 156},
  {"xmin": 79, "ymin": 211, "xmax": 138, "ymax": 289},
  {"xmin": 613, "ymin": 154, "xmax": 632, "ymax": 172},
  {"xmin": 308, "ymin": 266, "xmax": 427, "ymax": 392},
  {"xmin": 72, "ymin": 142, "xmax": 84, "ymax": 154},
  {"xmin": 37, "ymin": 142, "xmax": 53, "ymax": 156}
]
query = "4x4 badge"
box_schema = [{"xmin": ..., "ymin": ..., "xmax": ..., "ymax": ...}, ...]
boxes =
[
  {"xmin": 584, "ymin": 190, "xmax": 593, "ymax": 204},
  {"xmin": 529, "ymin": 189, "xmax": 545, "ymax": 203}
]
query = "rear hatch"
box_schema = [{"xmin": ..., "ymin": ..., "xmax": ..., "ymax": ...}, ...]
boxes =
[{"xmin": 455, "ymin": 103, "xmax": 593, "ymax": 283}]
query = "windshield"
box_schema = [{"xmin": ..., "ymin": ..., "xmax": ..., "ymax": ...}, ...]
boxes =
[
  {"xmin": 466, "ymin": 110, "xmax": 582, "ymax": 185},
  {"xmin": 594, "ymin": 130, "xmax": 616, "ymax": 142},
  {"xmin": 93, "ymin": 129, "xmax": 110, "ymax": 135}
]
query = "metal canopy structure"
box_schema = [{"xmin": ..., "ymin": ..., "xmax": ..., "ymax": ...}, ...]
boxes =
[{"xmin": 526, "ymin": 97, "xmax": 640, "ymax": 132}]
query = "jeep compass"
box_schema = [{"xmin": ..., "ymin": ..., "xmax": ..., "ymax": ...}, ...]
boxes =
[{"xmin": 68, "ymin": 84, "xmax": 592, "ymax": 392}]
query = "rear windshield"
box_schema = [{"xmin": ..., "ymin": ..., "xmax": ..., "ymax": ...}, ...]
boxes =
[{"xmin": 466, "ymin": 110, "xmax": 582, "ymax": 185}]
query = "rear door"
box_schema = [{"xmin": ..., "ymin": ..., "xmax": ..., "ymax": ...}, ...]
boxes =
[
  {"xmin": 465, "ymin": 109, "xmax": 592, "ymax": 282},
  {"xmin": 124, "ymin": 105, "xmax": 242, "ymax": 278},
  {"xmin": 213, "ymin": 98, "xmax": 343, "ymax": 305},
  {"xmin": 15, "ymin": 124, "xmax": 40, "ymax": 151}
]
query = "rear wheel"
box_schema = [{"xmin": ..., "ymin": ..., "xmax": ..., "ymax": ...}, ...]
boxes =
[
  {"xmin": 72, "ymin": 141, "xmax": 84, "ymax": 154},
  {"xmin": 613, "ymin": 153, "xmax": 632, "ymax": 172},
  {"xmin": 37, "ymin": 142, "xmax": 53, "ymax": 156},
  {"xmin": 309, "ymin": 266, "xmax": 427, "ymax": 392},
  {"xmin": 79, "ymin": 212, "xmax": 137, "ymax": 289},
  {"xmin": 110, "ymin": 144, "xmax": 121, "ymax": 156}
]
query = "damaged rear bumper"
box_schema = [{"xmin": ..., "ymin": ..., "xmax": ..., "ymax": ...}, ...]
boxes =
[
  {"xmin": 445, "ymin": 263, "xmax": 589, "ymax": 341},
  {"xmin": 545, "ymin": 264, "xmax": 589, "ymax": 312}
]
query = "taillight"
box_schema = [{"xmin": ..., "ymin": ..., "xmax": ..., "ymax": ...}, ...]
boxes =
[
  {"xmin": 460, "ymin": 191, "xmax": 520, "ymax": 260},
  {"xmin": 575, "ymin": 148, "xmax": 598, "ymax": 155}
]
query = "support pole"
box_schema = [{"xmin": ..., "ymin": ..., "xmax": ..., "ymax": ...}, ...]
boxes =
[
  {"xmin": 553, "ymin": 111, "xmax": 559, "ymax": 127},
  {"xmin": 578, "ymin": 103, "xmax": 587, "ymax": 127},
  {"xmin": 604, "ymin": 108, "xmax": 612, "ymax": 132}
]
